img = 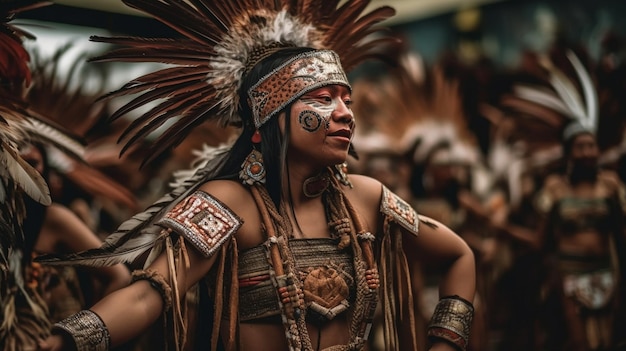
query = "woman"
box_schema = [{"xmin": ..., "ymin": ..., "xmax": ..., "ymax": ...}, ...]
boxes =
[
  {"xmin": 37, "ymin": 1, "xmax": 476, "ymax": 350},
  {"xmin": 535, "ymin": 123, "xmax": 626, "ymax": 351}
]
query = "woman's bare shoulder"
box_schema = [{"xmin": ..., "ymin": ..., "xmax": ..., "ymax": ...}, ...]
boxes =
[
  {"xmin": 197, "ymin": 179, "xmax": 253, "ymax": 209},
  {"xmin": 343, "ymin": 174, "xmax": 383, "ymax": 204},
  {"xmin": 340, "ymin": 174, "xmax": 384, "ymax": 232}
]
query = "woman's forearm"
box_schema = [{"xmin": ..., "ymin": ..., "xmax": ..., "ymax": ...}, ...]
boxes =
[{"xmin": 87, "ymin": 280, "xmax": 164, "ymax": 348}]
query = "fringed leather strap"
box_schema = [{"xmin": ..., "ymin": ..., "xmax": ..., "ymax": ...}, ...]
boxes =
[
  {"xmin": 250, "ymin": 184, "xmax": 309, "ymax": 350},
  {"xmin": 379, "ymin": 199, "xmax": 420, "ymax": 351},
  {"xmin": 327, "ymin": 174, "xmax": 379, "ymax": 348}
]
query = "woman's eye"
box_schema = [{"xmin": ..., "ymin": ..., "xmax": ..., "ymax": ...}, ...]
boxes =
[{"xmin": 344, "ymin": 99, "xmax": 353, "ymax": 106}]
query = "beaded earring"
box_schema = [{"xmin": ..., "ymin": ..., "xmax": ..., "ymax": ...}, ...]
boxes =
[{"xmin": 239, "ymin": 130, "xmax": 266, "ymax": 185}]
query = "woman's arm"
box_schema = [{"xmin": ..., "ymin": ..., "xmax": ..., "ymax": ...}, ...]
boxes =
[
  {"xmin": 38, "ymin": 243, "xmax": 220, "ymax": 351},
  {"xmin": 404, "ymin": 215, "xmax": 475, "ymax": 306},
  {"xmin": 346, "ymin": 175, "xmax": 476, "ymax": 351},
  {"xmin": 404, "ymin": 216, "xmax": 475, "ymax": 351},
  {"xmin": 38, "ymin": 181, "xmax": 249, "ymax": 351},
  {"xmin": 41, "ymin": 204, "xmax": 131, "ymax": 295}
]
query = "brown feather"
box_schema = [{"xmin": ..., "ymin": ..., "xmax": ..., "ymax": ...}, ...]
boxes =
[
  {"xmin": 119, "ymin": 89, "xmax": 212, "ymax": 158},
  {"xmin": 333, "ymin": 6, "xmax": 396, "ymax": 49},
  {"xmin": 323, "ymin": 0, "xmax": 371, "ymax": 43},
  {"xmin": 123, "ymin": 0, "xmax": 224, "ymax": 45},
  {"xmin": 64, "ymin": 163, "xmax": 139, "ymax": 211},
  {"xmin": 1, "ymin": 140, "xmax": 51, "ymax": 206},
  {"xmin": 118, "ymin": 83, "xmax": 207, "ymax": 143}
]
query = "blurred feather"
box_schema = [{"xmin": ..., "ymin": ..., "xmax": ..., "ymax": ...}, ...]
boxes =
[
  {"xmin": 0, "ymin": 140, "xmax": 50, "ymax": 206},
  {"xmin": 565, "ymin": 50, "xmax": 598, "ymax": 132},
  {"xmin": 23, "ymin": 45, "xmax": 139, "ymax": 211}
]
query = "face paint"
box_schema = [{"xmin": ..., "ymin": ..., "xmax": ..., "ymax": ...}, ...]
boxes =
[
  {"xmin": 299, "ymin": 97, "xmax": 338, "ymax": 132},
  {"xmin": 298, "ymin": 110, "xmax": 324, "ymax": 132}
]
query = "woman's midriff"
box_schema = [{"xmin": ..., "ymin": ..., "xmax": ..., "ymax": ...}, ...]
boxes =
[
  {"xmin": 232, "ymin": 315, "xmax": 355, "ymax": 351},
  {"xmin": 557, "ymin": 230, "xmax": 611, "ymax": 256}
]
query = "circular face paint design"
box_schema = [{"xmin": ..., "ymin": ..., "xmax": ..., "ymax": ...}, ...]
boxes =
[{"xmin": 298, "ymin": 110, "xmax": 324, "ymax": 132}]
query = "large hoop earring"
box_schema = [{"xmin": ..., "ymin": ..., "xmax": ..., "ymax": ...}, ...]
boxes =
[{"xmin": 239, "ymin": 149, "xmax": 266, "ymax": 185}]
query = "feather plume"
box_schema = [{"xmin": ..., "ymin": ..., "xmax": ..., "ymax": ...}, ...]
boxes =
[
  {"xmin": 0, "ymin": 0, "xmax": 51, "ymax": 91},
  {"xmin": 83, "ymin": 0, "xmax": 398, "ymax": 165},
  {"xmin": 21, "ymin": 114, "xmax": 86, "ymax": 161},
  {"xmin": 538, "ymin": 51, "xmax": 598, "ymax": 130}
]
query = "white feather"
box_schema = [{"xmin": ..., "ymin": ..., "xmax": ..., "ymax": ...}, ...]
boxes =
[
  {"xmin": 547, "ymin": 71, "xmax": 587, "ymax": 121},
  {"xmin": 169, "ymin": 143, "xmax": 232, "ymax": 189},
  {"xmin": 513, "ymin": 85, "xmax": 577, "ymax": 118},
  {"xmin": 23, "ymin": 116, "xmax": 86, "ymax": 161},
  {"xmin": 209, "ymin": 9, "xmax": 319, "ymax": 125},
  {"xmin": 565, "ymin": 50, "xmax": 598, "ymax": 132}
]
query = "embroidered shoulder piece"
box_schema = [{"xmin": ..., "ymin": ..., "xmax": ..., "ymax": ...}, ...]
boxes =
[
  {"xmin": 380, "ymin": 185, "xmax": 420, "ymax": 235},
  {"xmin": 157, "ymin": 191, "xmax": 243, "ymax": 258}
]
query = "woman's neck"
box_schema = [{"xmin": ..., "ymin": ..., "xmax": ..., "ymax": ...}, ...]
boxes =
[{"xmin": 283, "ymin": 166, "xmax": 330, "ymax": 204}]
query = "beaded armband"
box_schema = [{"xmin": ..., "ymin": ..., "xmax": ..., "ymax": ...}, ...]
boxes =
[
  {"xmin": 157, "ymin": 190, "xmax": 243, "ymax": 258},
  {"xmin": 52, "ymin": 310, "xmax": 110, "ymax": 351},
  {"xmin": 380, "ymin": 185, "xmax": 420, "ymax": 235},
  {"xmin": 131, "ymin": 269, "xmax": 173, "ymax": 311},
  {"xmin": 427, "ymin": 295, "xmax": 474, "ymax": 351}
]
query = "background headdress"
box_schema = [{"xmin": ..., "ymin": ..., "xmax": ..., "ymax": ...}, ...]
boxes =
[
  {"xmin": 479, "ymin": 48, "xmax": 604, "ymax": 207},
  {"xmin": 0, "ymin": 2, "xmax": 54, "ymax": 350},
  {"xmin": 23, "ymin": 45, "xmax": 139, "ymax": 213},
  {"xmin": 88, "ymin": 0, "xmax": 400, "ymax": 166},
  {"xmin": 352, "ymin": 51, "xmax": 484, "ymax": 193}
]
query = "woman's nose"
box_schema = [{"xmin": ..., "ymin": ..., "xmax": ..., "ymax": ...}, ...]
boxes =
[{"xmin": 332, "ymin": 100, "xmax": 354, "ymax": 124}]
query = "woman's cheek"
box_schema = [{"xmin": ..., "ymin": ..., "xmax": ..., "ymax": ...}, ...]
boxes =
[{"xmin": 298, "ymin": 109, "xmax": 329, "ymax": 133}]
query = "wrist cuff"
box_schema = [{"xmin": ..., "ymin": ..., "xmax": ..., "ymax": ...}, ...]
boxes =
[{"xmin": 53, "ymin": 310, "xmax": 110, "ymax": 351}]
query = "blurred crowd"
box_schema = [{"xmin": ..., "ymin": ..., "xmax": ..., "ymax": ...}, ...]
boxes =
[
  {"xmin": 349, "ymin": 32, "xmax": 626, "ymax": 351},
  {"xmin": 1, "ymin": 1, "xmax": 626, "ymax": 351}
]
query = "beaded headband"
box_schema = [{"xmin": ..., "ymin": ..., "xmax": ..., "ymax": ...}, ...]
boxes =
[{"xmin": 248, "ymin": 50, "xmax": 350, "ymax": 128}]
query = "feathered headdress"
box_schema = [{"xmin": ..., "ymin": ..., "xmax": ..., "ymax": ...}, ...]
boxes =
[
  {"xmin": 480, "ymin": 48, "xmax": 601, "ymax": 207},
  {"xmin": 509, "ymin": 50, "xmax": 598, "ymax": 141},
  {"xmin": 87, "ymin": 0, "xmax": 399, "ymax": 166},
  {"xmin": 353, "ymin": 51, "xmax": 481, "ymax": 170}
]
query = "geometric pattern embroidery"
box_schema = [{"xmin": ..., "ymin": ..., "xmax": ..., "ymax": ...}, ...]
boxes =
[
  {"xmin": 157, "ymin": 191, "xmax": 243, "ymax": 258},
  {"xmin": 248, "ymin": 50, "xmax": 350, "ymax": 128},
  {"xmin": 380, "ymin": 185, "xmax": 420, "ymax": 235}
]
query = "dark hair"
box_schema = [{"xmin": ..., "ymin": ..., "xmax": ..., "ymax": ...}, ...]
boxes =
[{"xmin": 216, "ymin": 46, "xmax": 317, "ymax": 207}]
